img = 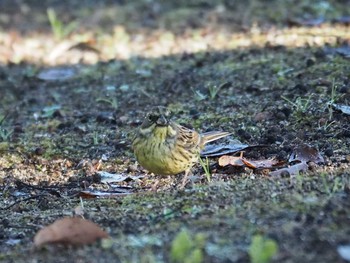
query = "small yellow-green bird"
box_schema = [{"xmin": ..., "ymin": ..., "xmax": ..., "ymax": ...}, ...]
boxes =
[{"xmin": 132, "ymin": 106, "xmax": 230, "ymax": 185}]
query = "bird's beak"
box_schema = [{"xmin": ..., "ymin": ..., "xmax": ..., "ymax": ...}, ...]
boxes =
[{"xmin": 156, "ymin": 114, "xmax": 168, "ymax": 126}]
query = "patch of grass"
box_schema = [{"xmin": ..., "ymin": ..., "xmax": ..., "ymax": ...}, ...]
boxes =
[
  {"xmin": 198, "ymin": 156, "xmax": 211, "ymax": 183},
  {"xmin": 320, "ymin": 172, "xmax": 345, "ymax": 196},
  {"xmin": 170, "ymin": 228, "xmax": 205, "ymax": 263},
  {"xmin": 208, "ymin": 82, "xmax": 232, "ymax": 100},
  {"xmin": 191, "ymin": 88, "xmax": 207, "ymax": 101},
  {"xmin": 281, "ymin": 94, "xmax": 313, "ymax": 121},
  {"xmin": 326, "ymin": 78, "xmax": 341, "ymax": 121},
  {"xmin": 96, "ymin": 97, "xmax": 119, "ymax": 110},
  {"xmin": 47, "ymin": 8, "xmax": 78, "ymax": 40},
  {"xmin": 208, "ymin": 85, "xmax": 221, "ymax": 100},
  {"xmin": 0, "ymin": 113, "xmax": 12, "ymax": 142},
  {"xmin": 281, "ymin": 95, "xmax": 312, "ymax": 114},
  {"xmin": 93, "ymin": 131, "xmax": 99, "ymax": 145},
  {"xmin": 248, "ymin": 234, "xmax": 278, "ymax": 263},
  {"xmin": 0, "ymin": 127, "xmax": 12, "ymax": 142}
]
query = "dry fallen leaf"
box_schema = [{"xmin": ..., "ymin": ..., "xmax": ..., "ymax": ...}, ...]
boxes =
[
  {"xmin": 79, "ymin": 189, "xmax": 132, "ymax": 198},
  {"xmin": 97, "ymin": 171, "xmax": 144, "ymax": 183},
  {"xmin": 289, "ymin": 144, "xmax": 324, "ymax": 164},
  {"xmin": 218, "ymin": 154, "xmax": 282, "ymax": 170},
  {"xmin": 241, "ymin": 158, "xmax": 282, "ymax": 169},
  {"xmin": 37, "ymin": 67, "xmax": 76, "ymax": 81},
  {"xmin": 269, "ymin": 162, "xmax": 308, "ymax": 177},
  {"xmin": 337, "ymin": 244, "xmax": 350, "ymax": 261},
  {"xmin": 34, "ymin": 217, "xmax": 109, "ymax": 248},
  {"xmin": 332, "ymin": 103, "xmax": 350, "ymax": 115},
  {"xmin": 324, "ymin": 45, "xmax": 350, "ymax": 58},
  {"xmin": 68, "ymin": 41, "xmax": 100, "ymax": 53},
  {"xmin": 218, "ymin": 155, "xmax": 245, "ymax": 167}
]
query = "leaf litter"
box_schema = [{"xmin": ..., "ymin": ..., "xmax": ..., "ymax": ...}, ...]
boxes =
[
  {"xmin": 37, "ymin": 67, "xmax": 77, "ymax": 81},
  {"xmin": 332, "ymin": 103, "xmax": 350, "ymax": 115},
  {"xmin": 34, "ymin": 217, "xmax": 109, "ymax": 248},
  {"xmin": 218, "ymin": 144, "xmax": 324, "ymax": 177},
  {"xmin": 97, "ymin": 171, "xmax": 144, "ymax": 183}
]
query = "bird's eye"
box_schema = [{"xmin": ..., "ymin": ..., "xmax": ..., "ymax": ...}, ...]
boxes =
[{"xmin": 148, "ymin": 114, "xmax": 159, "ymax": 122}]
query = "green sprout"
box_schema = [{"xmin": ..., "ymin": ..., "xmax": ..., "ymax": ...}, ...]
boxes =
[
  {"xmin": 191, "ymin": 88, "xmax": 207, "ymax": 101},
  {"xmin": 199, "ymin": 156, "xmax": 211, "ymax": 182},
  {"xmin": 96, "ymin": 97, "xmax": 119, "ymax": 110},
  {"xmin": 170, "ymin": 229, "xmax": 205, "ymax": 263},
  {"xmin": 208, "ymin": 85, "xmax": 221, "ymax": 100},
  {"xmin": 0, "ymin": 113, "xmax": 12, "ymax": 142},
  {"xmin": 249, "ymin": 234, "xmax": 278, "ymax": 263},
  {"xmin": 47, "ymin": 8, "xmax": 78, "ymax": 40}
]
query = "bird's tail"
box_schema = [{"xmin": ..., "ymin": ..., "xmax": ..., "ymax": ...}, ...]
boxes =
[{"xmin": 201, "ymin": 131, "xmax": 231, "ymax": 145}]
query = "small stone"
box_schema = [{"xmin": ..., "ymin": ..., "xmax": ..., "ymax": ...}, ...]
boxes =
[
  {"xmin": 92, "ymin": 173, "xmax": 102, "ymax": 183},
  {"xmin": 34, "ymin": 147, "xmax": 45, "ymax": 155},
  {"xmin": 306, "ymin": 58, "xmax": 315, "ymax": 67},
  {"xmin": 254, "ymin": 111, "xmax": 272, "ymax": 122},
  {"xmin": 308, "ymin": 161, "xmax": 317, "ymax": 171},
  {"xmin": 237, "ymin": 129, "xmax": 252, "ymax": 140},
  {"xmin": 127, "ymin": 163, "xmax": 139, "ymax": 173},
  {"xmin": 324, "ymin": 148, "xmax": 333, "ymax": 157}
]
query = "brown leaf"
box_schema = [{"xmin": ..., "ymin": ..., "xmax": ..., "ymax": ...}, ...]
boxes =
[
  {"xmin": 218, "ymin": 155, "xmax": 244, "ymax": 167},
  {"xmin": 241, "ymin": 158, "xmax": 282, "ymax": 169},
  {"xmin": 254, "ymin": 111, "xmax": 273, "ymax": 122},
  {"xmin": 34, "ymin": 217, "xmax": 109, "ymax": 248},
  {"xmin": 289, "ymin": 145, "xmax": 324, "ymax": 164},
  {"xmin": 68, "ymin": 41, "xmax": 100, "ymax": 53}
]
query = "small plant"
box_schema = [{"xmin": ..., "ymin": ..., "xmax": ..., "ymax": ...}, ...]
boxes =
[
  {"xmin": 207, "ymin": 82, "xmax": 231, "ymax": 100},
  {"xmin": 92, "ymin": 131, "xmax": 99, "ymax": 145},
  {"xmin": 0, "ymin": 113, "xmax": 12, "ymax": 142},
  {"xmin": 281, "ymin": 95, "xmax": 313, "ymax": 121},
  {"xmin": 332, "ymin": 176, "xmax": 344, "ymax": 193},
  {"xmin": 281, "ymin": 95, "xmax": 312, "ymax": 114},
  {"xmin": 327, "ymin": 78, "xmax": 339, "ymax": 121},
  {"xmin": 96, "ymin": 97, "xmax": 119, "ymax": 110},
  {"xmin": 0, "ymin": 127, "xmax": 12, "ymax": 142},
  {"xmin": 208, "ymin": 85, "xmax": 221, "ymax": 100},
  {"xmin": 191, "ymin": 88, "xmax": 207, "ymax": 101},
  {"xmin": 199, "ymin": 156, "xmax": 211, "ymax": 182},
  {"xmin": 47, "ymin": 8, "xmax": 78, "ymax": 40},
  {"xmin": 249, "ymin": 234, "xmax": 278, "ymax": 263},
  {"xmin": 170, "ymin": 229, "xmax": 205, "ymax": 263},
  {"xmin": 319, "ymin": 172, "xmax": 344, "ymax": 195}
]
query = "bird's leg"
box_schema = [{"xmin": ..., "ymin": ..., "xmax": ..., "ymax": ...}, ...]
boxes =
[{"xmin": 180, "ymin": 169, "xmax": 191, "ymax": 189}]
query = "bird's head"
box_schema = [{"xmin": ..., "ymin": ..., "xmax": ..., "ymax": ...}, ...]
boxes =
[{"xmin": 143, "ymin": 106, "xmax": 171, "ymax": 127}]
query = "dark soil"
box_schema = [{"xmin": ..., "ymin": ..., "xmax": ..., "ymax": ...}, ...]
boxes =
[{"xmin": 1, "ymin": 1, "xmax": 350, "ymax": 262}]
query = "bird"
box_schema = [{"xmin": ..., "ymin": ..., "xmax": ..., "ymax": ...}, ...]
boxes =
[{"xmin": 132, "ymin": 106, "xmax": 230, "ymax": 187}]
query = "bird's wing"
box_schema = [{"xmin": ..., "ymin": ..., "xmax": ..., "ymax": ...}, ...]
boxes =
[
  {"xmin": 200, "ymin": 131, "xmax": 231, "ymax": 145},
  {"xmin": 175, "ymin": 123, "xmax": 201, "ymax": 150}
]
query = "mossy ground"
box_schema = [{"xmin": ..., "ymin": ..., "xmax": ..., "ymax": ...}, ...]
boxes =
[{"xmin": 1, "ymin": 1, "xmax": 350, "ymax": 262}]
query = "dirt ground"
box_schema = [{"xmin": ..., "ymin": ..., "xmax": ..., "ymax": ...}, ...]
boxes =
[{"xmin": 1, "ymin": 0, "xmax": 350, "ymax": 262}]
